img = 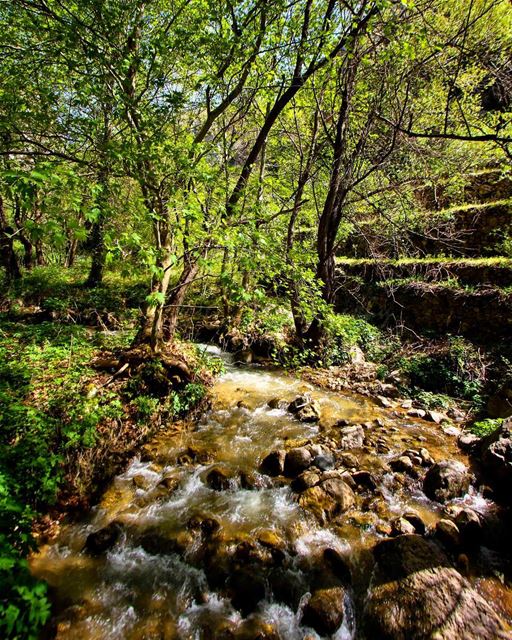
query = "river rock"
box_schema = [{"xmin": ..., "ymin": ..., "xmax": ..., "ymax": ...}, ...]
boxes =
[
  {"xmin": 479, "ymin": 418, "xmax": 512, "ymax": 504},
  {"xmin": 85, "ymin": 522, "xmax": 122, "ymax": 555},
  {"xmin": 298, "ymin": 479, "xmax": 355, "ymax": 524},
  {"xmin": 302, "ymin": 587, "xmax": 345, "ymax": 636},
  {"xmin": 228, "ymin": 569, "xmax": 266, "ymax": 616},
  {"xmin": 339, "ymin": 425, "xmax": 364, "ymax": 450},
  {"xmin": 291, "ymin": 470, "xmax": 320, "ymax": 492},
  {"xmin": 390, "ymin": 516, "xmax": 416, "ymax": 536},
  {"xmin": 339, "ymin": 452, "xmax": 359, "ymax": 468},
  {"xmin": 435, "ymin": 519, "xmax": 461, "ymax": 549},
  {"xmin": 297, "ymin": 403, "xmax": 321, "ymax": 422},
  {"xmin": 402, "ymin": 511, "xmax": 426, "ymax": 535},
  {"xmin": 407, "ymin": 408, "xmax": 426, "ymax": 418},
  {"xmin": 426, "ymin": 410, "xmax": 449, "ymax": 424},
  {"xmin": 237, "ymin": 619, "xmax": 280, "ymax": 640},
  {"xmin": 312, "ymin": 454, "xmax": 334, "ymax": 471},
  {"xmin": 132, "ymin": 474, "xmax": 152, "ymax": 490},
  {"xmin": 351, "ymin": 470, "xmax": 378, "ymax": 491},
  {"xmin": 455, "ymin": 508, "xmax": 484, "ymax": 546},
  {"xmin": 323, "ymin": 548, "xmax": 352, "ymax": 584},
  {"xmin": 423, "ymin": 460, "xmax": 471, "ymax": 503},
  {"xmin": 364, "ymin": 535, "xmax": 508, "ymax": 639},
  {"xmin": 390, "ymin": 456, "xmax": 414, "ymax": 474},
  {"xmin": 458, "ymin": 432, "xmax": 481, "ymax": 452},
  {"xmin": 419, "ymin": 447, "xmax": 435, "ymax": 467},
  {"xmin": 268, "ymin": 397, "xmax": 287, "ymax": 410},
  {"xmin": 205, "ymin": 466, "xmax": 232, "ymax": 491},
  {"xmin": 260, "ymin": 449, "xmax": 286, "ymax": 476},
  {"xmin": 158, "ymin": 471, "xmax": 181, "ymax": 493},
  {"xmin": 284, "ymin": 447, "xmax": 312, "ymax": 477},
  {"xmin": 288, "ymin": 395, "xmax": 320, "ymax": 422}
]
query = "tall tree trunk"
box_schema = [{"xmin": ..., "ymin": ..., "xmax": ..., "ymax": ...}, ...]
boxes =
[
  {"xmin": 84, "ymin": 218, "xmax": 105, "ymax": 287},
  {"xmin": 84, "ymin": 166, "xmax": 108, "ymax": 288},
  {"xmin": 14, "ymin": 196, "xmax": 34, "ymax": 270},
  {"xmin": 165, "ymin": 255, "xmax": 201, "ymax": 341},
  {"xmin": 135, "ymin": 238, "xmax": 175, "ymax": 351},
  {"xmin": 64, "ymin": 236, "xmax": 78, "ymax": 268},
  {"xmin": 0, "ymin": 195, "xmax": 21, "ymax": 282}
]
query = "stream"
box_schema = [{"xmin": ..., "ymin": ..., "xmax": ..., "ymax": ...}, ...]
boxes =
[{"xmin": 31, "ymin": 346, "xmax": 512, "ymax": 639}]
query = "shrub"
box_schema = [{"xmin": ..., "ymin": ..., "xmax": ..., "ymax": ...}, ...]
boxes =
[{"xmin": 469, "ymin": 418, "xmax": 503, "ymax": 437}]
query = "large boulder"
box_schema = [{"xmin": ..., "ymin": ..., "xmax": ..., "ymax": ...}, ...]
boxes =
[
  {"xmin": 423, "ymin": 460, "xmax": 471, "ymax": 503},
  {"xmin": 284, "ymin": 447, "xmax": 312, "ymax": 477},
  {"xmin": 301, "ymin": 587, "xmax": 346, "ymax": 636},
  {"xmin": 364, "ymin": 535, "xmax": 508, "ymax": 639},
  {"xmin": 479, "ymin": 418, "xmax": 512, "ymax": 504},
  {"xmin": 298, "ymin": 478, "xmax": 355, "ymax": 524}
]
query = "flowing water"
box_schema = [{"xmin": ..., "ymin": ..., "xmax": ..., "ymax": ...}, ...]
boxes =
[{"xmin": 31, "ymin": 346, "xmax": 511, "ymax": 639}]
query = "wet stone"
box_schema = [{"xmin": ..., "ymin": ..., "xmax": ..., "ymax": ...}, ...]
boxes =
[
  {"xmin": 132, "ymin": 474, "xmax": 152, "ymax": 490},
  {"xmin": 423, "ymin": 460, "xmax": 471, "ymax": 503},
  {"xmin": 84, "ymin": 522, "xmax": 122, "ymax": 555},
  {"xmin": 312, "ymin": 454, "xmax": 334, "ymax": 471},
  {"xmin": 338, "ymin": 425, "xmax": 365, "ymax": 450},
  {"xmin": 205, "ymin": 466, "xmax": 232, "ymax": 491},
  {"xmin": 291, "ymin": 470, "xmax": 320, "ymax": 493},
  {"xmin": 284, "ymin": 447, "xmax": 312, "ymax": 477},
  {"xmin": 351, "ymin": 470, "xmax": 378, "ymax": 492},
  {"xmin": 391, "ymin": 516, "xmax": 416, "ymax": 536},
  {"xmin": 260, "ymin": 449, "xmax": 286, "ymax": 476},
  {"xmin": 390, "ymin": 456, "xmax": 414, "ymax": 474},
  {"xmin": 338, "ymin": 452, "xmax": 359, "ymax": 469},
  {"xmin": 435, "ymin": 519, "xmax": 461, "ymax": 549},
  {"xmin": 301, "ymin": 587, "xmax": 346, "ymax": 636}
]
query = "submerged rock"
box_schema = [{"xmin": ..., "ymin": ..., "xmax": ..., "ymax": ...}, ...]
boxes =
[
  {"xmin": 85, "ymin": 522, "xmax": 122, "ymax": 555},
  {"xmin": 423, "ymin": 460, "xmax": 471, "ymax": 503},
  {"xmin": 302, "ymin": 587, "xmax": 345, "ymax": 636},
  {"xmin": 364, "ymin": 535, "xmax": 508, "ymax": 639}
]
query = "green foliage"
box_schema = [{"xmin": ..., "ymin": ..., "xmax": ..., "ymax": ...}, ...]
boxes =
[
  {"xmin": 132, "ymin": 395, "xmax": 159, "ymax": 422},
  {"xmin": 400, "ymin": 337, "xmax": 485, "ymax": 402},
  {"xmin": 0, "ymin": 320, "xmax": 128, "ymax": 638},
  {"xmin": 410, "ymin": 390, "xmax": 454, "ymax": 410},
  {"xmin": 469, "ymin": 418, "xmax": 503, "ymax": 437},
  {"xmin": 315, "ymin": 313, "xmax": 382, "ymax": 367}
]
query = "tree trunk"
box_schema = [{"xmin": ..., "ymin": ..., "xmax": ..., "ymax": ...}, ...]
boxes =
[
  {"xmin": 84, "ymin": 166, "xmax": 109, "ymax": 288},
  {"xmin": 164, "ymin": 255, "xmax": 200, "ymax": 341},
  {"xmin": 135, "ymin": 239, "xmax": 175, "ymax": 351},
  {"xmin": 84, "ymin": 218, "xmax": 105, "ymax": 287},
  {"xmin": 13, "ymin": 196, "xmax": 34, "ymax": 270},
  {"xmin": 0, "ymin": 195, "xmax": 21, "ymax": 282},
  {"xmin": 64, "ymin": 237, "xmax": 78, "ymax": 268}
]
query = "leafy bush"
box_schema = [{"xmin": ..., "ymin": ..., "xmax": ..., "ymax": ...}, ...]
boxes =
[
  {"xmin": 400, "ymin": 337, "xmax": 485, "ymax": 402},
  {"xmin": 319, "ymin": 313, "xmax": 382, "ymax": 366},
  {"xmin": 469, "ymin": 418, "xmax": 503, "ymax": 437}
]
